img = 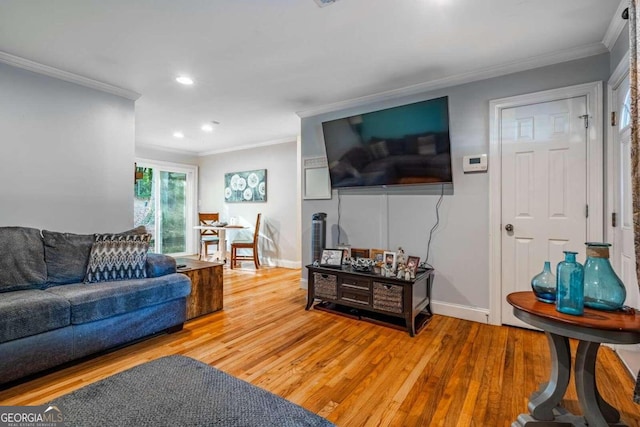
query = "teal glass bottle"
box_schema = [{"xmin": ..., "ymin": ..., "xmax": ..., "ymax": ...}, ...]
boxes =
[
  {"xmin": 583, "ymin": 242, "xmax": 626, "ymax": 311},
  {"xmin": 531, "ymin": 261, "xmax": 556, "ymax": 303},
  {"xmin": 555, "ymin": 251, "xmax": 584, "ymax": 316}
]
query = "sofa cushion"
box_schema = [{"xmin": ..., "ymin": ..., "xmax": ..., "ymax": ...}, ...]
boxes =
[
  {"xmin": 85, "ymin": 234, "xmax": 151, "ymax": 283},
  {"xmin": 43, "ymin": 231, "xmax": 94, "ymax": 286},
  {"xmin": 145, "ymin": 253, "xmax": 177, "ymax": 278},
  {"xmin": 45, "ymin": 274, "xmax": 191, "ymax": 324},
  {"xmin": 0, "ymin": 227, "xmax": 47, "ymax": 292},
  {"xmin": 43, "ymin": 226, "xmax": 148, "ymax": 286},
  {"xmin": 0, "ymin": 290, "xmax": 70, "ymax": 343}
]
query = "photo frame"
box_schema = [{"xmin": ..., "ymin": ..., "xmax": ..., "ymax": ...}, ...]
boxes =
[
  {"xmin": 320, "ymin": 249, "xmax": 343, "ymax": 268},
  {"xmin": 406, "ymin": 256, "xmax": 420, "ymax": 274},
  {"xmin": 383, "ymin": 251, "xmax": 397, "ymax": 271},
  {"xmin": 351, "ymin": 248, "xmax": 370, "ymax": 259},
  {"xmin": 370, "ymin": 249, "xmax": 385, "ymax": 265},
  {"xmin": 337, "ymin": 244, "xmax": 351, "ymax": 263}
]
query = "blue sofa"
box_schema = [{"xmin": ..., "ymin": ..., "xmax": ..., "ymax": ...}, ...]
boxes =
[{"xmin": 0, "ymin": 226, "xmax": 191, "ymax": 385}]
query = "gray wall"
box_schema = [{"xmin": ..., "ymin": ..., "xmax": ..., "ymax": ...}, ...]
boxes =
[
  {"xmin": 198, "ymin": 141, "xmax": 300, "ymax": 267},
  {"xmin": 0, "ymin": 62, "xmax": 135, "ymax": 233},
  {"xmin": 301, "ymin": 53, "xmax": 611, "ymax": 319},
  {"xmin": 610, "ymin": 22, "xmax": 629, "ymax": 74}
]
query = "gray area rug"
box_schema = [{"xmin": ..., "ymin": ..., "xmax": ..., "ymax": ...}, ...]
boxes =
[{"xmin": 49, "ymin": 355, "xmax": 334, "ymax": 427}]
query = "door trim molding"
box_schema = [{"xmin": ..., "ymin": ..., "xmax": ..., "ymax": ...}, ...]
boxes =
[{"xmin": 488, "ymin": 81, "xmax": 604, "ymax": 325}]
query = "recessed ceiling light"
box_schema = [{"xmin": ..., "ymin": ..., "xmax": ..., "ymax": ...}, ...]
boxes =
[
  {"xmin": 201, "ymin": 121, "xmax": 220, "ymax": 132},
  {"xmin": 175, "ymin": 76, "xmax": 194, "ymax": 85},
  {"xmin": 173, "ymin": 131, "xmax": 184, "ymax": 138}
]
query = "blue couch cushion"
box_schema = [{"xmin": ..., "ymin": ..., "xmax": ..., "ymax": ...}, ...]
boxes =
[
  {"xmin": 0, "ymin": 227, "xmax": 47, "ymax": 292},
  {"xmin": 45, "ymin": 274, "xmax": 191, "ymax": 324},
  {"xmin": 43, "ymin": 230, "xmax": 95, "ymax": 285},
  {"xmin": 145, "ymin": 253, "xmax": 177, "ymax": 278},
  {"xmin": 43, "ymin": 226, "xmax": 149, "ymax": 286},
  {"xmin": 0, "ymin": 290, "xmax": 70, "ymax": 343}
]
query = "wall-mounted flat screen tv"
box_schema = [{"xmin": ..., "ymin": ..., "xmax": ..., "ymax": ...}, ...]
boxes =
[{"xmin": 322, "ymin": 96, "xmax": 452, "ymax": 189}]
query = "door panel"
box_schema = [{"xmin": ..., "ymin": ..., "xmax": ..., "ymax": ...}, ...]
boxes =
[{"xmin": 501, "ymin": 96, "xmax": 588, "ymax": 327}]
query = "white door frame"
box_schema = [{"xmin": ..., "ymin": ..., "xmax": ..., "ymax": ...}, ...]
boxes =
[
  {"xmin": 488, "ymin": 82, "xmax": 604, "ymax": 325},
  {"xmin": 135, "ymin": 158, "xmax": 199, "ymax": 256},
  {"xmin": 606, "ymin": 52, "xmax": 629, "ymax": 250}
]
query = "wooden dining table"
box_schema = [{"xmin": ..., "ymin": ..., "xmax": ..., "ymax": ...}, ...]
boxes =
[{"xmin": 193, "ymin": 224, "xmax": 246, "ymax": 263}]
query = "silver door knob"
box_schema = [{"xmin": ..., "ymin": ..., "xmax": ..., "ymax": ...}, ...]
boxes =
[{"xmin": 505, "ymin": 224, "xmax": 514, "ymax": 232}]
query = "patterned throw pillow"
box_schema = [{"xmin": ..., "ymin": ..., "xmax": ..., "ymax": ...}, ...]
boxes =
[{"xmin": 84, "ymin": 234, "xmax": 151, "ymax": 283}]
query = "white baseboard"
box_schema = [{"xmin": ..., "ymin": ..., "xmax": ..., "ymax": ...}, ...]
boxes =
[
  {"xmin": 431, "ymin": 300, "xmax": 491, "ymax": 324},
  {"xmin": 300, "ymin": 278, "xmax": 309, "ymax": 290},
  {"xmin": 260, "ymin": 258, "xmax": 301, "ymax": 269}
]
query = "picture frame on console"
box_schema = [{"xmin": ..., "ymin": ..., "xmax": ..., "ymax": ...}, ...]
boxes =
[
  {"xmin": 351, "ymin": 248, "xmax": 370, "ymax": 259},
  {"xmin": 383, "ymin": 251, "xmax": 397, "ymax": 270},
  {"xmin": 407, "ymin": 256, "xmax": 420, "ymax": 275},
  {"xmin": 320, "ymin": 249, "xmax": 343, "ymax": 268},
  {"xmin": 370, "ymin": 249, "xmax": 385, "ymax": 265}
]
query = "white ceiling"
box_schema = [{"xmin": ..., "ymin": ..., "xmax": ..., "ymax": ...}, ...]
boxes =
[{"xmin": 0, "ymin": 0, "xmax": 625, "ymax": 156}]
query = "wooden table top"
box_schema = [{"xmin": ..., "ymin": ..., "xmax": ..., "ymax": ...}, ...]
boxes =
[
  {"xmin": 507, "ymin": 291, "xmax": 640, "ymax": 333},
  {"xmin": 174, "ymin": 257, "xmax": 224, "ymax": 272}
]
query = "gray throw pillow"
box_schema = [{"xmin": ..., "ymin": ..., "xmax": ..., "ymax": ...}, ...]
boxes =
[
  {"xmin": 0, "ymin": 226, "xmax": 47, "ymax": 292},
  {"xmin": 84, "ymin": 234, "xmax": 151, "ymax": 283},
  {"xmin": 43, "ymin": 226, "xmax": 148, "ymax": 285}
]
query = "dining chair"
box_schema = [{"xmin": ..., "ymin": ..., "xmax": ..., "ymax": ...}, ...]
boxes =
[
  {"xmin": 230, "ymin": 213, "xmax": 261, "ymax": 269},
  {"xmin": 198, "ymin": 213, "xmax": 220, "ymax": 261}
]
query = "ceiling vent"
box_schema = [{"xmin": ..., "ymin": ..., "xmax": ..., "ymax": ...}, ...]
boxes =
[{"xmin": 314, "ymin": 0, "xmax": 339, "ymax": 7}]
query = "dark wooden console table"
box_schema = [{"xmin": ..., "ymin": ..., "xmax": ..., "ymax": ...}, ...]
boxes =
[
  {"xmin": 507, "ymin": 291, "xmax": 640, "ymax": 427},
  {"xmin": 306, "ymin": 265, "xmax": 434, "ymax": 337}
]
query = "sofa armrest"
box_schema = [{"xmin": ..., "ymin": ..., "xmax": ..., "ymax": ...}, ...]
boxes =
[{"xmin": 146, "ymin": 253, "xmax": 177, "ymax": 277}]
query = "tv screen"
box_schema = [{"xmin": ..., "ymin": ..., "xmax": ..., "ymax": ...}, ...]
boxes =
[{"xmin": 322, "ymin": 96, "xmax": 452, "ymax": 189}]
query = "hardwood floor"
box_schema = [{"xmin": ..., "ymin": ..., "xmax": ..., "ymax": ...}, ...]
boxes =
[{"xmin": 2, "ymin": 267, "xmax": 640, "ymax": 426}]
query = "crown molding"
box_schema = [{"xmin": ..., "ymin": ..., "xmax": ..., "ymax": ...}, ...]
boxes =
[
  {"xmin": 198, "ymin": 136, "xmax": 297, "ymax": 156},
  {"xmin": 297, "ymin": 42, "xmax": 608, "ymax": 118},
  {"xmin": 137, "ymin": 135, "xmax": 298, "ymax": 157},
  {"xmin": 0, "ymin": 51, "xmax": 141, "ymax": 100},
  {"xmin": 602, "ymin": 0, "xmax": 628, "ymax": 50}
]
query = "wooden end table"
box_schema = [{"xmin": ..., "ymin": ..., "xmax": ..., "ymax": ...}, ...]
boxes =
[
  {"xmin": 175, "ymin": 258, "xmax": 224, "ymax": 320},
  {"xmin": 507, "ymin": 291, "xmax": 640, "ymax": 427}
]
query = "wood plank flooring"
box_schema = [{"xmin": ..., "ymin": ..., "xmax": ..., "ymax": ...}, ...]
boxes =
[{"xmin": 1, "ymin": 267, "xmax": 640, "ymax": 426}]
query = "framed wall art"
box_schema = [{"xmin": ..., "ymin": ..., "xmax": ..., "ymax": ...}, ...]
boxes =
[{"xmin": 224, "ymin": 169, "xmax": 267, "ymax": 203}]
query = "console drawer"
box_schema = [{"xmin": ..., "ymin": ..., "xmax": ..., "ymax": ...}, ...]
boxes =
[
  {"xmin": 340, "ymin": 276, "xmax": 371, "ymax": 291},
  {"xmin": 372, "ymin": 282, "xmax": 403, "ymax": 314},
  {"xmin": 313, "ymin": 272, "xmax": 337, "ymax": 299},
  {"xmin": 339, "ymin": 288, "xmax": 371, "ymax": 306}
]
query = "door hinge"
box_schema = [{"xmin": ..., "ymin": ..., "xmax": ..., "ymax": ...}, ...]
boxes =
[
  {"xmin": 612, "ymin": 212, "xmax": 617, "ymax": 227},
  {"xmin": 585, "ymin": 204, "xmax": 589, "ymax": 218},
  {"xmin": 611, "ymin": 111, "xmax": 617, "ymax": 127},
  {"xmin": 579, "ymin": 114, "xmax": 590, "ymax": 128}
]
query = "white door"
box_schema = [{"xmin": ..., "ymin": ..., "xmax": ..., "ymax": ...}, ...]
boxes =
[
  {"xmin": 500, "ymin": 96, "xmax": 588, "ymax": 327},
  {"xmin": 611, "ymin": 74, "xmax": 640, "ymax": 373}
]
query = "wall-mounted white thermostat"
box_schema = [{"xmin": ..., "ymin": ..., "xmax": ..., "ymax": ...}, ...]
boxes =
[{"xmin": 463, "ymin": 154, "xmax": 488, "ymax": 173}]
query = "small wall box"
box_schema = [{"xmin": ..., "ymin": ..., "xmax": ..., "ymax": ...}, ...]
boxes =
[{"xmin": 463, "ymin": 154, "xmax": 488, "ymax": 173}]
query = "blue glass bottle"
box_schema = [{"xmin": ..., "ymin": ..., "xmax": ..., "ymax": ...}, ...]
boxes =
[
  {"xmin": 531, "ymin": 261, "xmax": 556, "ymax": 303},
  {"xmin": 583, "ymin": 242, "xmax": 626, "ymax": 311},
  {"xmin": 556, "ymin": 251, "xmax": 584, "ymax": 316}
]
